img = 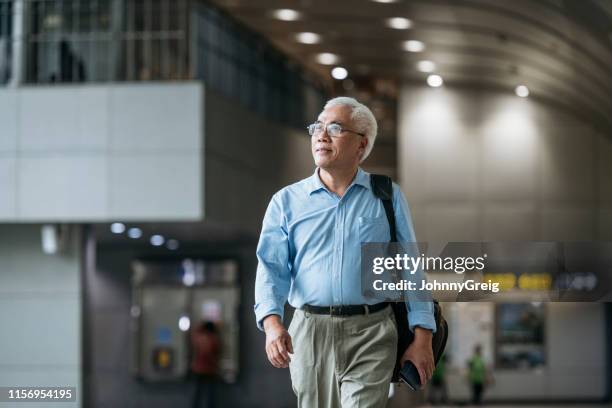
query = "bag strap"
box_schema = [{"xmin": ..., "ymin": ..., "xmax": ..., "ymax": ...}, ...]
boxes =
[
  {"xmin": 370, "ymin": 174, "xmax": 397, "ymax": 242},
  {"xmin": 371, "ymin": 175, "xmax": 449, "ymax": 373}
]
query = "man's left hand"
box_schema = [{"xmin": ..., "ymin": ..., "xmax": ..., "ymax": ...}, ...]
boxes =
[{"xmin": 400, "ymin": 327, "xmax": 434, "ymax": 388}]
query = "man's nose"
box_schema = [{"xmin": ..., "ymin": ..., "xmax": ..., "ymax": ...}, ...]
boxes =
[{"xmin": 317, "ymin": 128, "xmax": 331, "ymax": 142}]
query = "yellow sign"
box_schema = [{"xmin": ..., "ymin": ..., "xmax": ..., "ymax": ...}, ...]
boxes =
[{"xmin": 483, "ymin": 272, "xmax": 552, "ymax": 291}]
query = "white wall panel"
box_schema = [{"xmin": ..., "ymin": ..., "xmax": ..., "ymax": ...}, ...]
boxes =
[
  {"xmin": 108, "ymin": 153, "xmax": 201, "ymax": 220},
  {"xmin": 18, "ymin": 155, "xmax": 107, "ymax": 220},
  {"xmin": 0, "ymin": 225, "xmax": 81, "ymax": 407},
  {"xmin": 0, "ymin": 297, "xmax": 80, "ymax": 365},
  {"xmin": 0, "ymin": 157, "xmax": 16, "ymax": 218},
  {"xmin": 19, "ymin": 87, "xmax": 108, "ymax": 151},
  {"xmin": 109, "ymin": 83, "xmax": 202, "ymax": 151},
  {"xmin": 0, "ymin": 83, "xmax": 204, "ymax": 221},
  {"xmin": 0, "ymin": 89, "xmax": 18, "ymax": 152}
]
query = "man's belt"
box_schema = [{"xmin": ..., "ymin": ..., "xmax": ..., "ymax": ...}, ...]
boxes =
[{"xmin": 301, "ymin": 302, "xmax": 388, "ymax": 316}]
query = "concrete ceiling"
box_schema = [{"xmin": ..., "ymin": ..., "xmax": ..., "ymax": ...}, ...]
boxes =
[{"xmin": 208, "ymin": 0, "xmax": 612, "ymax": 131}]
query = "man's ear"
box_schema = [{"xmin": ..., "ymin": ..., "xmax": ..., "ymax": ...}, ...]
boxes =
[{"xmin": 359, "ymin": 136, "xmax": 369, "ymax": 157}]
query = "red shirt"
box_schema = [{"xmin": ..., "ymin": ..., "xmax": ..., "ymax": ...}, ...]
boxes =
[{"xmin": 191, "ymin": 331, "xmax": 221, "ymax": 375}]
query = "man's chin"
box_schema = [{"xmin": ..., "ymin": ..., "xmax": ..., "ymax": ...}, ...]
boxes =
[{"xmin": 313, "ymin": 157, "xmax": 329, "ymax": 168}]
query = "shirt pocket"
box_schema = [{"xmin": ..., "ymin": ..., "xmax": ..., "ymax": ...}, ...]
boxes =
[{"xmin": 358, "ymin": 216, "xmax": 391, "ymax": 243}]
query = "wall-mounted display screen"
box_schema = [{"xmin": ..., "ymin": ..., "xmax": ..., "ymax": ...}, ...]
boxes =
[{"xmin": 495, "ymin": 303, "xmax": 545, "ymax": 370}]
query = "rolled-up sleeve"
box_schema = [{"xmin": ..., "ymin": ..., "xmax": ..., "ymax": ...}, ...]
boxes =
[
  {"xmin": 393, "ymin": 184, "xmax": 437, "ymax": 333},
  {"xmin": 254, "ymin": 193, "xmax": 292, "ymax": 331}
]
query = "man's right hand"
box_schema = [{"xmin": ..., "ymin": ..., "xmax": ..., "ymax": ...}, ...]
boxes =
[{"xmin": 263, "ymin": 315, "xmax": 293, "ymax": 368}]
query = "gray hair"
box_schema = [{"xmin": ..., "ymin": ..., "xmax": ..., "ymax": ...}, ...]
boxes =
[{"xmin": 323, "ymin": 96, "xmax": 378, "ymax": 162}]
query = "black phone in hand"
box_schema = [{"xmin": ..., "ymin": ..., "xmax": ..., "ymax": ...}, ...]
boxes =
[{"xmin": 398, "ymin": 361, "xmax": 421, "ymax": 390}]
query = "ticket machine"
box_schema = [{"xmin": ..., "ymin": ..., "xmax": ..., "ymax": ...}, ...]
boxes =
[{"xmin": 130, "ymin": 258, "xmax": 240, "ymax": 382}]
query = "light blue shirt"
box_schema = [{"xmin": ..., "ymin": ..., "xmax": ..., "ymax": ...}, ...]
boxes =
[{"xmin": 254, "ymin": 167, "xmax": 436, "ymax": 332}]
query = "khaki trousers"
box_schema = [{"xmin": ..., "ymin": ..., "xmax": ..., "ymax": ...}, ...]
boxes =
[{"xmin": 288, "ymin": 305, "xmax": 397, "ymax": 408}]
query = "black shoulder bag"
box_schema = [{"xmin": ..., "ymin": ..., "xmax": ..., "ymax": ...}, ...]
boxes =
[{"xmin": 370, "ymin": 174, "xmax": 449, "ymax": 383}]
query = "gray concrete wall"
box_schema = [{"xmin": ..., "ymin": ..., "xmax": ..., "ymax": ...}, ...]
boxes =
[
  {"xmin": 203, "ymin": 88, "xmax": 314, "ymax": 234},
  {"xmin": 0, "ymin": 83, "xmax": 203, "ymax": 222},
  {"xmin": 397, "ymin": 84, "xmax": 611, "ymax": 400},
  {"xmin": 0, "ymin": 224, "xmax": 81, "ymax": 407},
  {"xmin": 398, "ymin": 85, "xmax": 612, "ymax": 243}
]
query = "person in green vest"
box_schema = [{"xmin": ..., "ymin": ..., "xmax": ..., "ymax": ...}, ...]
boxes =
[
  {"xmin": 467, "ymin": 344, "xmax": 486, "ymax": 405},
  {"xmin": 428, "ymin": 354, "xmax": 448, "ymax": 405}
]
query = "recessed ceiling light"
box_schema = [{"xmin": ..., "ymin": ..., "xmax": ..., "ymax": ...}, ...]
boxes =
[
  {"xmin": 372, "ymin": 0, "xmax": 399, "ymax": 3},
  {"xmin": 403, "ymin": 40, "xmax": 425, "ymax": 52},
  {"xmin": 515, "ymin": 85, "xmax": 529, "ymax": 97},
  {"xmin": 417, "ymin": 60, "xmax": 436, "ymax": 72},
  {"xmin": 296, "ymin": 32, "xmax": 321, "ymax": 44},
  {"xmin": 182, "ymin": 270, "xmax": 195, "ymax": 286},
  {"xmin": 427, "ymin": 74, "xmax": 443, "ymax": 87},
  {"xmin": 272, "ymin": 8, "xmax": 301, "ymax": 21},
  {"xmin": 127, "ymin": 227, "xmax": 142, "ymax": 239},
  {"xmin": 178, "ymin": 315, "xmax": 190, "ymax": 332},
  {"xmin": 317, "ymin": 52, "xmax": 340, "ymax": 65},
  {"xmin": 331, "ymin": 66, "xmax": 348, "ymax": 80},
  {"xmin": 386, "ymin": 17, "xmax": 412, "ymax": 30},
  {"xmin": 110, "ymin": 222, "xmax": 125, "ymax": 234},
  {"xmin": 150, "ymin": 234, "xmax": 165, "ymax": 246},
  {"xmin": 41, "ymin": 225, "xmax": 58, "ymax": 254}
]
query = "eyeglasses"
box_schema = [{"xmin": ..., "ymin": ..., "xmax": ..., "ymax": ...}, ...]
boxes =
[{"xmin": 307, "ymin": 122, "xmax": 366, "ymax": 138}]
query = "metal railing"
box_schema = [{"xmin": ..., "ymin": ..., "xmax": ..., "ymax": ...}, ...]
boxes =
[
  {"xmin": 0, "ymin": 0, "xmax": 327, "ymax": 129},
  {"xmin": 22, "ymin": 0, "xmax": 190, "ymax": 83}
]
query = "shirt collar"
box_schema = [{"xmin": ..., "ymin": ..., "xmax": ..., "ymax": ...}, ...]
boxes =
[{"xmin": 308, "ymin": 167, "xmax": 371, "ymax": 195}]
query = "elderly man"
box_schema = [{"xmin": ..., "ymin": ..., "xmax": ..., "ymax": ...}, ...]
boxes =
[{"xmin": 254, "ymin": 97, "xmax": 435, "ymax": 407}]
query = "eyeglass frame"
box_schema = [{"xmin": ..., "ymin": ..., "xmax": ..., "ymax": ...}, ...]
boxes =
[{"xmin": 307, "ymin": 121, "xmax": 366, "ymax": 138}]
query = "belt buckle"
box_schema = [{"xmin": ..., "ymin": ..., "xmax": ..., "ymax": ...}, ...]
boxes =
[{"xmin": 330, "ymin": 305, "xmax": 341, "ymax": 316}]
